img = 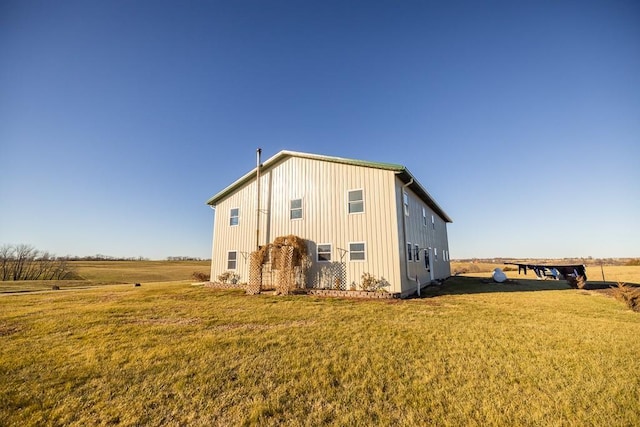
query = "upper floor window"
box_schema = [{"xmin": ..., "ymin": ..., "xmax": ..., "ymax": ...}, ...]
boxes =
[
  {"xmin": 227, "ymin": 251, "xmax": 237, "ymax": 270},
  {"xmin": 348, "ymin": 189, "xmax": 364, "ymax": 214},
  {"xmin": 431, "ymin": 214, "xmax": 435, "ymax": 230},
  {"xmin": 403, "ymin": 192, "xmax": 409, "ymax": 216},
  {"xmin": 317, "ymin": 244, "xmax": 332, "ymax": 262},
  {"xmin": 434, "ymin": 248, "xmax": 438, "ymax": 261},
  {"xmin": 230, "ymin": 208, "xmax": 239, "ymax": 226},
  {"xmin": 349, "ymin": 242, "xmax": 366, "ymax": 261},
  {"xmin": 290, "ymin": 198, "xmax": 303, "ymax": 220},
  {"xmin": 422, "ymin": 207, "xmax": 427, "ymax": 226}
]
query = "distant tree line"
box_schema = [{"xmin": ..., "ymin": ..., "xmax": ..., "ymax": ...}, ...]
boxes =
[
  {"xmin": 65, "ymin": 255, "xmax": 150, "ymax": 261},
  {"xmin": 166, "ymin": 256, "xmax": 206, "ymax": 261},
  {"xmin": 0, "ymin": 244, "xmax": 77, "ymax": 281}
]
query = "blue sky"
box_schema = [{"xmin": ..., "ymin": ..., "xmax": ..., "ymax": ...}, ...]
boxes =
[{"xmin": 1, "ymin": 0, "xmax": 638, "ymax": 260}]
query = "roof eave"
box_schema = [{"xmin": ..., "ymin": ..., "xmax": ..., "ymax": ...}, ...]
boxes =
[
  {"xmin": 396, "ymin": 169, "xmax": 453, "ymax": 223},
  {"xmin": 206, "ymin": 150, "xmax": 405, "ymax": 206}
]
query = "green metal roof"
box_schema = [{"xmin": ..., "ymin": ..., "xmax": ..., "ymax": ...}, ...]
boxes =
[{"xmin": 206, "ymin": 150, "xmax": 452, "ymax": 223}]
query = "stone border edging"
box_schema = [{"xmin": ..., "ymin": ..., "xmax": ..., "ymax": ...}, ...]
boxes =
[{"xmin": 203, "ymin": 283, "xmax": 401, "ymax": 299}]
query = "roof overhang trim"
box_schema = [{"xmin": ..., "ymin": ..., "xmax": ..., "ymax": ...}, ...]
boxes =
[{"xmin": 206, "ymin": 150, "xmax": 452, "ymax": 223}]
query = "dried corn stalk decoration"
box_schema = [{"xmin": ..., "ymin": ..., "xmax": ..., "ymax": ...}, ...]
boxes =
[{"xmin": 246, "ymin": 235, "xmax": 309, "ymax": 295}]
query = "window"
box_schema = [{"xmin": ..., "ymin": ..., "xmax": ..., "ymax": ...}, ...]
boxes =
[
  {"xmin": 407, "ymin": 242, "xmax": 413, "ymax": 261},
  {"xmin": 424, "ymin": 249, "xmax": 430, "ymax": 270},
  {"xmin": 348, "ymin": 189, "xmax": 364, "ymax": 214},
  {"xmin": 230, "ymin": 208, "xmax": 239, "ymax": 226},
  {"xmin": 227, "ymin": 251, "xmax": 237, "ymax": 270},
  {"xmin": 290, "ymin": 198, "xmax": 302, "ymax": 220},
  {"xmin": 431, "ymin": 214, "xmax": 435, "ymax": 230},
  {"xmin": 403, "ymin": 192, "xmax": 409, "ymax": 216},
  {"xmin": 317, "ymin": 244, "xmax": 332, "ymax": 262},
  {"xmin": 414, "ymin": 244, "xmax": 420, "ymax": 261},
  {"xmin": 434, "ymin": 248, "xmax": 438, "ymax": 261},
  {"xmin": 349, "ymin": 242, "xmax": 366, "ymax": 261},
  {"xmin": 422, "ymin": 207, "xmax": 427, "ymax": 226}
]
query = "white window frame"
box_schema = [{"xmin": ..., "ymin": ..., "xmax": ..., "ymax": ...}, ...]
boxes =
[
  {"xmin": 349, "ymin": 242, "xmax": 366, "ymax": 262},
  {"xmin": 414, "ymin": 244, "xmax": 420, "ymax": 262},
  {"xmin": 290, "ymin": 198, "xmax": 303, "ymax": 220},
  {"xmin": 431, "ymin": 214, "xmax": 435, "ymax": 230},
  {"xmin": 347, "ymin": 189, "xmax": 365, "ymax": 214},
  {"xmin": 229, "ymin": 208, "xmax": 239, "ymax": 226},
  {"xmin": 227, "ymin": 251, "xmax": 237, "ymax": 270},
  {"xmin": 407, "ymin": 242, "xmax": 413, "ymax": 261},
  {"xmin": 317, "ymin": 243, "xmax": 332, "ymax": 262},
  {"xmin": 434, "ymin": 248, "xmax": 438, "ymax": 261},
  {"xmin": 422, "ymin": 207, "xmax": 427, "ymax": 226}
]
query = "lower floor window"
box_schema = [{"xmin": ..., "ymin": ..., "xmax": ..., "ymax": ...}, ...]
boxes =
[
  {"xmin": 227, "ymin": 251, "xmax": 237, "ymax": 270},
  {"xmin": 349, "ymin": 242, "xmax": 366, "ymax": 261},
  {"xmin": 317, "ymin": 244, "xmax": 332, "ymax": 262}
]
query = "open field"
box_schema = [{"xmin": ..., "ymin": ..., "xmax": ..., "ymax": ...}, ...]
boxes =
[
  {"xmin": 1, "ymin": 277, "xmax": 639, "ymax": 426},
  {"xmin": 451, "ymin": 262, "xmax": 640, "ymax": 286},
  {"xmin": 0, "ymin": 260, "xmax": 210, "ymax": 293}
]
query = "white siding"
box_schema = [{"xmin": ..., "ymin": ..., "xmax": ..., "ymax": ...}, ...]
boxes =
[
  {"xmin": 209, "ymin": 153, "xmax": 451, "ymax": 296},
  {"xmin": 395, "ymin": 177, "xmax": 451, "ymax": 295},
  {"xmin": 211, "ymin": 157, "xmax": 402, "ymax": 291}
]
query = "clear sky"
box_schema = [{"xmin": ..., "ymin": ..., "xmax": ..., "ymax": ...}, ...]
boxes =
[{"xmin": 1, "ymin": 0, "xmax": 638, "ymax": 260}]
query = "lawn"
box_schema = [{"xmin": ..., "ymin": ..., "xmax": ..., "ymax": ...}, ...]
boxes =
[{"xmin": 1, "ymin": 277, "xmax": 639, "ymax": 426}]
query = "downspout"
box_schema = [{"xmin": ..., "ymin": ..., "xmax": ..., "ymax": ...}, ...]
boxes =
[
  {"xmin": 401, "ymin": 178, "xmax": 420, "ymax": 296},
  {"xmin": 209, "ymin": 204, "xmax": 216, "ymax": 282},
  {"xmin": 256, "ymin": 148, "xmax": 262, "ymax": 250}
]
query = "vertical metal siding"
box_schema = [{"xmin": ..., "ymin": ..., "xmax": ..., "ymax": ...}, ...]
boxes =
[
  {"xmin": 210, "ymin": 157, "xmax": 402, "ymax": 291},
  {"xmin": 395, "ymin": 177, "xmax": 451, "ymax": 295},
  {"xmin": 209, "ymin": 157, "xmax": 451, "ymax": 295}
]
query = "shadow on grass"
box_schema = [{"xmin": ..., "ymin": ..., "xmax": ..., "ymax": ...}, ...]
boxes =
[{"xmin": 420, "ymin": 275, "xmax": 639, "ymax": 298}]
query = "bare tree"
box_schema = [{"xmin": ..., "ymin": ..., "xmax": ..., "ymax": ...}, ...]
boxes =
[
  {"xmin": 0, "ymin": 244, "xmax": 14, "ymax": 281},
  {"xmin": 0, "ymin": 244, "xmax": 77, "ymax": 281}
]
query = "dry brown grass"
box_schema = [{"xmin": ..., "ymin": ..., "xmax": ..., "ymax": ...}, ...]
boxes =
[
  {"xmin": 611, "ymin": 282, "xmax": 640, "ymax": 312},
  {"xmin": 2, "ymin": 279, "xmax": 640, "ymax": 426}
]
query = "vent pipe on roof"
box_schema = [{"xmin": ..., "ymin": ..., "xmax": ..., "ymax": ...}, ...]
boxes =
[{"xmin": 256, "ymin": 148, "xmax": 262, "ymax": 250}]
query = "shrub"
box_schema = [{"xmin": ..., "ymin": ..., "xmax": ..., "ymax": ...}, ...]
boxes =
[
  {"xmin": 567, "ymin": 274, "xmax": 587, "ymax": 289},
  {"xmin": 217, "ymin": 271, "xmax": 240, "ymax": 284},
  {"xmin": 192, "ymin": 272, "xmax": 210, "ymax": 282},
  {"xmin": 611, "ymin": 282, "xmax": 640, "ymax": 312},
  {"xmin": 359, "ymin": 273, "xmax": 390, "ymax": 292}
]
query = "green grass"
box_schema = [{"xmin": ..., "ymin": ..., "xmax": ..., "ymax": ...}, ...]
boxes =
[{"xmin": 1, "ymin": 277, "xmax": 639, "ymax": 426}]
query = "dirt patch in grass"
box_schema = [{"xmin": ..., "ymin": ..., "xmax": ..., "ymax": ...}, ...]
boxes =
[
  {"xmin": 213, "ymin": 319, "xmax": 316, "ymax": 331},
  {"xmin": 0, "ymin": 322, "xmax": 22, "ymax": 336},
  {"xmin": 130, "ymin": 317, "xmax": 203, "ymax": 326}
]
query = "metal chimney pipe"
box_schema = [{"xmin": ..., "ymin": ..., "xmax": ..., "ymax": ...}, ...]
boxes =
[{"xmin": 256, "ymin": 148, "xmax": 262, "ymax": 250}]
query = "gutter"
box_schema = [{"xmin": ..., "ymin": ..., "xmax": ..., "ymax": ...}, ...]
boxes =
[{"xmin": 400, "ymin": 178, "xmax": 420, "ymax": 296}]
